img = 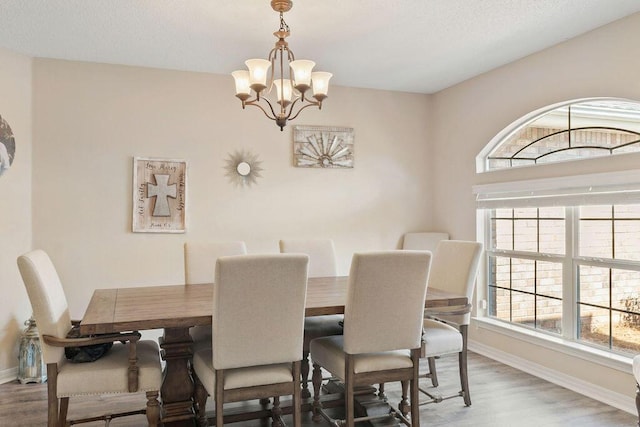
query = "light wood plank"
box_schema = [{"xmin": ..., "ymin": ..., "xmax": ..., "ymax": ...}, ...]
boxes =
[
  {"xmin": 2, "ymin": 352, "xmax": 635, "ymax": 427},
  {"xmin": 80, "ymin": 277, "xmax": 469, "ymax": 335}
]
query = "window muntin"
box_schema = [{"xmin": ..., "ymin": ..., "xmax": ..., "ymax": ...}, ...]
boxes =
[
  {"xmin": 487, "ymin": 203, "xmax": 640, "ymax": 355},
  {"xmin": 577, "ymin": 265, "xmax": 640, "ymax": 354},
  {"xmin": 489, "ymin": 207, "xmax": 566, "ymax": 336},
  {"xmin": 484, "ymin": 100, "xmax": 640, "ymax": 171},
  {"xmin": 491, "ymin": 207, "xmax": 565, "ymax": 255},
  {"xmin": 579, "ymin": 205, "xmax": 640, "ymax": 261}
]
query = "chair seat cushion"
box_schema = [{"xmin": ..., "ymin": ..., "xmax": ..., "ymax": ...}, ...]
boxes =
[
  {"xmin": 57, "ymin": 340, "xmax": 162, "ymax": 397},
  {"xmin": 304, "ymin": 315, "xmax": 344, "ymax": 348},
  {"xmin": 633, "ymin": 355, "xmax": 640, "ymax": 382},
  {"xmin": 192, "ymin": 347, "xmax": 294, "ymax": 396},
  {"xmin": 421, "ymin": 319, "xmax": 463, "ymax": 357},
  {"xmin": 309, "ymin": 336, "xmax": 412, "ymax": 381}
]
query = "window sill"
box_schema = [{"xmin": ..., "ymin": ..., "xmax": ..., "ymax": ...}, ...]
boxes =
[{"xmin": 472, "ymin": 317, "xmax": 633, "ymax": 374}]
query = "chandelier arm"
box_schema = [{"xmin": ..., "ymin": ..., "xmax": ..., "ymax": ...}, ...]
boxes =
[
  {"xmin": 232, "ymin": 0, "xmax": 329, "ymax": 130},
  {"xmin": 260, "ymin": 96, "xmax": 279, "ymax": 119},
  {"xmin": 287, "ymin": 101, "xmax": 321, "ymax": 122},
  {"xmin": 267, "ymin": 47, "xmax": 279, "ymax": 92},
  {"xmin": 244, "ymin": 99, "xmax": 277, "ymax": 121}
]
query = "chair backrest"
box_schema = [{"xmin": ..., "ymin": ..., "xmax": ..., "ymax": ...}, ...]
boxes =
[
  {"xmin": 212, "ymin": 254, "xmax": 309, "ymax": 370},
  {"xmin": 279, "ymin": 239, "xmax": 337, "ymax": 278},
  {"xmin": 184, "ymin": 241, "xmax": 247, "ymax": 285},
  {"xmin": 17, "ymin": 250, "xmax": 72, "ymax": 365},
  {"xmin": 343, "ymin": 251, "xmax": 431, "ymax": 355},
  {"xmin": 402, "ymin": 232, "xmax": 449, "ymax": 252},
  {"xmin": 428, "ymin": 240, "xmax": 483, "ymax": 325}
]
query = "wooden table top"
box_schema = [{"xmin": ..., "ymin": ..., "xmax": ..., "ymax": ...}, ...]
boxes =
[{"xmin": 80, "ymin": 276, "xmax": 468, "ymax": 335}]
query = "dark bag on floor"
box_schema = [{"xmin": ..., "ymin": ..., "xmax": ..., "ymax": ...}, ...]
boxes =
[{"xmin": 64, "ymin": 325, "xmax": 113, "ymax": 363}]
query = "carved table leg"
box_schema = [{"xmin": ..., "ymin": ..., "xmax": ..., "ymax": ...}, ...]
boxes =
[{"xmin": 160, "ymin": 327, "xmax": 196, "ymax": 426}]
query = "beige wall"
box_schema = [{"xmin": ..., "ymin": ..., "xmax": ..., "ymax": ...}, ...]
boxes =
[
  {"xmin": 0, "ymin": 47, "xmax": 32, "ymax": 377},
  {"xmin": 431, "ymin": 12, "xmax": 640, "ymax": 401},
  {"xmin": 31, "ymin": 59, "xmax": 433, "ymax": 319}
]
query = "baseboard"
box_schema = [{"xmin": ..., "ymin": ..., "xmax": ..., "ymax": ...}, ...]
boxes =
[
  {"xmin": 0, "ymin": 367, "xmax": 17, "ymax": 384},
  {"xmin": 469, "ymin": 340, "xmax": 637, "ymax": 416}
]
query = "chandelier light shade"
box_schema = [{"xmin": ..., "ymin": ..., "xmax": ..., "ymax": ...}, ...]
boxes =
[{"xmin": 232, "ymin": 0, "xmax": 332, "ymax": 131}]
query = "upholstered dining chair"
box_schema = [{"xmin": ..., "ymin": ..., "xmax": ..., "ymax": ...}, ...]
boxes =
[
  {"xmin": 310, "ymin": 250, "xmax": 432, "ymax": 427},
  {"xmin": 402, "ymin": 231, "xmax": 449, "ymax": 252},
  {"xmin": 420, "ymin": 240, "xmax": 483, "ymax": 407},
  {"xmin": 401, "ymin": 232, "xmax": 448, "ymax": 389},
  {"xmin": 184, "ymin": 241, "xmax": 247, "ymax": 351},
  {"xmin": 17, "ymin": 250, "xmax": 163, "ymax": 427},
  {"xmin": 192, "ymin": 253, "xmax": 309, "ymax": 427},
  {"xmin": 279, "ymin": 238, "xmax": 344, "ymax": 398}
]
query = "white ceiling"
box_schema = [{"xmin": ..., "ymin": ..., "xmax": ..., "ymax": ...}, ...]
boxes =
[{"xmin": 1, "ymin": 0, "xmax": 639, "ymax": 94}]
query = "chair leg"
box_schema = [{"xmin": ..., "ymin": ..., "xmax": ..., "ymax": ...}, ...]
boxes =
[
  {"xmin": 378, "ymin": 383, "xmax": 387, "ymax": 401},
  {"xmin": 194, "ymin": 374, "xmax": 209, "ymax": 427},
  {"xmin": 427, "ymin": 357, "xmax": 439, "ymax": 387},
  {"xmin": 311, "ymin": 363, "xmax": 323, "ymax": 422},
  {"xmin": 58, "ymin": 397, "xmax": 69, "ymax": 427},
  {"xmin": 399, "ymin": 380, "xmax": 409, "ymax": 417},
  {"xmin": 272, "ymin": 396, "xmax": 283, "ymax": 427},
  {"xmin": 301, "ymin": 350, "xmax": 311, "ymax": 399},
  {"xmin": 293, "ymin": 361, "xmax": 302, "ymax": 427},
  {"xmin": 459, "ymin": 325, "xmax": 471, "ymax": 407},
  {"xmin": 410, "ymin": 349, "xmax": 421, "ymax": 427},
  {"xmin": 410, "ymin": 379, "xmax": 420, "ymax": 427},
  {"xmin": 46, "ymin": 364, "xmax": 59, "ymax": 427},
  {"xmin": 345, "ymin": 355, "xmax": 355, "ymax": 427},
  {"xmin": 146, "ymin": 391, "xmax": 161, "ymax": 427},
  {"xmin": 215, "ymin": 370, "xmax": 224, "ymax": 427}
]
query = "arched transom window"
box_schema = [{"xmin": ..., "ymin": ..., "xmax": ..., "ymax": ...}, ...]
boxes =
[{"xmin": 482, "ymin": 99, "xmax": 640, "ymax": 172}]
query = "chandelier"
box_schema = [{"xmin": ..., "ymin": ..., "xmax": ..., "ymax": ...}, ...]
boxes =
[{"xmin": 231, "ymin": 0, "xmax": 332, "ymax": 131}]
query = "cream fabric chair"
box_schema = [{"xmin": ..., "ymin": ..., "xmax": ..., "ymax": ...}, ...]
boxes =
[
  {"xmin": 402, "ymin": 232, "xmax": 450, "ymax": 252},
  {"xmin": 279, "ymin": 238, "xmax": 343, "ymax": 398},
  {"xmin": 192, "ymin": 254, "xmax": 309, "ymax": 427},
  {"xmin": 420, "ymin": 240, "xmax": 483, "ymax": 406},
  {"xmin": 184, "ymin": 241, "xmax": 247, "ymax": 351},
  {"xmin": 310, "ymin": 251, "xmax": 432, "ymax": 427},
  {"xmin": 17, "ymin": 250, "xmax": 162, "ymax": 427},
  {"xmin": 401, "ymin": 232, "xmax": 449, "ymax": 390}
]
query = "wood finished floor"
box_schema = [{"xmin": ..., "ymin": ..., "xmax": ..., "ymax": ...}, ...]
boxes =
[{"xmin": 0, "ymin": 351, "xmax": 636, "ymax": 427}]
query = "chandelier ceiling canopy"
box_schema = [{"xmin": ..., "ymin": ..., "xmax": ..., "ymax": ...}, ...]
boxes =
[{"xmin": 231, "ymin": 0, "xmax": 332, "ymax": 131}]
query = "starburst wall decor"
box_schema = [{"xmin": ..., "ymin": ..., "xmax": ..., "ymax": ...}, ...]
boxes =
[
  {"xmin": 293, "ymin": 125, "xmax": 354, "ymax": 168},
  {"xmin": 224, "ymin": 149, "xmax": 263, "ymax": 188}
]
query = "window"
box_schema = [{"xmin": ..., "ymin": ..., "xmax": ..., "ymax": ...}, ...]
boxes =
[
  {"xmin": 477, "ymin": 98, "xmax": 640, "ymax": 356},
  {"xmin": 489, "ymin": 207, "xmax": 565, "ymax": 335},
  {"xmin": 478, "ymin": 99, "xmax": 640, "ymax": 173}
]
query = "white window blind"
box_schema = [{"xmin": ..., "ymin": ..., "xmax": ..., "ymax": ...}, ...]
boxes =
[{"xmin": 473, "ymin": 170, "xmax": 640, "ymax": 209}]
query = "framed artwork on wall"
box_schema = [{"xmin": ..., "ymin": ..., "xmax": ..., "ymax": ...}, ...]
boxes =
[
  {"xmin": 293, "ymin": 125, "xmax": 354, "ymax": 168},
  {"xmin": 0, "ymin": 115, "xmax": 16, "ymax": 176},
  {"xmin": 132, "ymin": 157, "xmax": 187, "ymax": 233}
]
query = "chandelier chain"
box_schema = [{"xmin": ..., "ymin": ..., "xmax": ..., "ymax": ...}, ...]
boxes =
[{"xmin": 279, "ymin": 12, "xmax": 290, "ymax": 34}]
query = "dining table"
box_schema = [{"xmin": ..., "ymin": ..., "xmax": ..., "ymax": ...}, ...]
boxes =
[{"xmin": 80, "ymin": 276, "xmax": 468, "ymax": 427}]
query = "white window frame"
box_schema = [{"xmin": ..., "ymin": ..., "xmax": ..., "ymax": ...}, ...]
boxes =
[{"xmin": 474, "ymin": 170, "xmax": 640, "ymax": 365}]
